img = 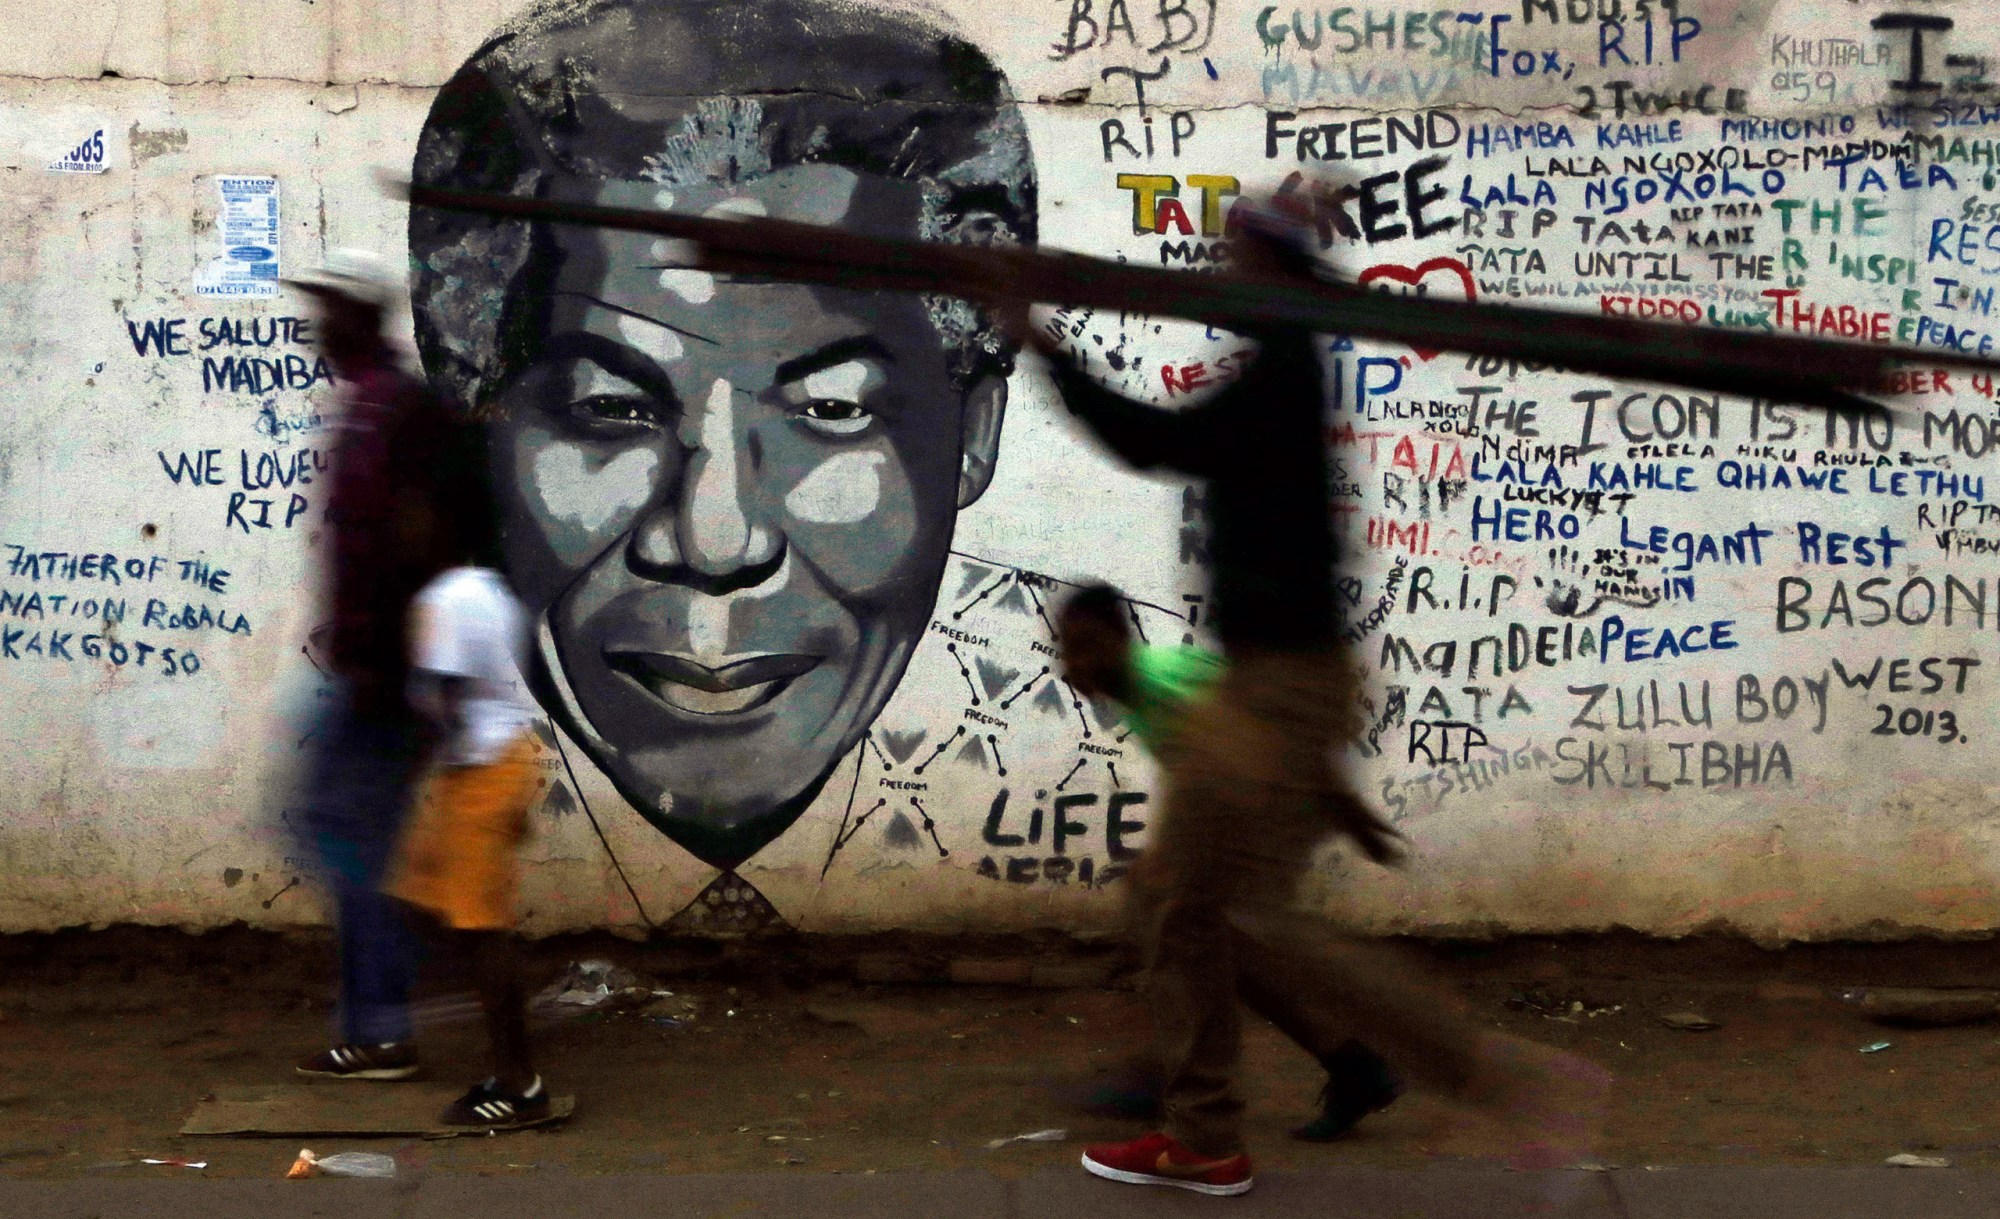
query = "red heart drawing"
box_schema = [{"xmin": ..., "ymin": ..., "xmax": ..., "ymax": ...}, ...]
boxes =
[{"xmin": 1355, "ymin": 257, "xmax": 1477, "ymax": 361}]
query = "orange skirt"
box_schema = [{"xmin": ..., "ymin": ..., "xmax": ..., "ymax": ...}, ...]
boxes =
[{"xmin": 386, "ymin": 733, "xmax": 539, "ymax": 931}]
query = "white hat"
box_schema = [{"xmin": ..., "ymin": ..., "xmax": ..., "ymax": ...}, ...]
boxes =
[{"xmin": 286, "ymin": 248, "xmax": 398, "ymax": 309}]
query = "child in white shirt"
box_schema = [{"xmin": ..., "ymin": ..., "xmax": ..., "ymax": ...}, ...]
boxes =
[{"xmin": 388, "ymin": 560, "xmax": 551, "ymax": 1128}]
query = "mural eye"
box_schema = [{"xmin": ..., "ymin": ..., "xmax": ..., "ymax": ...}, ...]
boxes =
[
  {"xmin": 788, "ymin": 357, "xmax": 884, "ymax": 437},
  {"xmin": 565, "ymin": 393, "xmax": 662, "ymax": 433},
  {"xmin": 550, "ymin": 360, "xmax": 664, "ymax": 437},
  {"xmin": 797, "ymin": 399, "xmax": 873, "ymax": 436}
]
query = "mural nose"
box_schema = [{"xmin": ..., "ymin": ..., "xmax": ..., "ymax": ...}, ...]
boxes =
[
  {"xmin": 630, "ymin": 377, "xmax": 783, "ymax": 589},
  {"xmin": 679, "ymin": 378, "xmax": 756, "ymax": 571}
]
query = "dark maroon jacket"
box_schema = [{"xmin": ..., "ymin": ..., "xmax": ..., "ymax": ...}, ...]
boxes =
[{"xmin": 322, "ymin": 356, "xmax": 460, "ymax": 716}]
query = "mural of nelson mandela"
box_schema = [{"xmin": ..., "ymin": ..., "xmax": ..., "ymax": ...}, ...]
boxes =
[{"xmin": 407, "ymin": 0, "xmax": 1037, "ymax": 898}]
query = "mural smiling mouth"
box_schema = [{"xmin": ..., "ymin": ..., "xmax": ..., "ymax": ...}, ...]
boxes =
[{"xmin": 605, "ymin": 650, "xmax": 821, "ymax": 716}]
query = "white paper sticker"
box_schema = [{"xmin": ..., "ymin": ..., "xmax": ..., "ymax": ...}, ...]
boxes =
[
  {"xmin": 195, "ymin": 176, "xmax": 280, "ymax": 298},
  {"xmin": 47, "ymin": 128, "xmax": 108, "ymax": 174}
]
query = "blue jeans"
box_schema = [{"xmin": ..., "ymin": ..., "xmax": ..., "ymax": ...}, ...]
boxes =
[{"xmin": 298, "ymin": 680, "xmax": 422, "ymax": 1046}]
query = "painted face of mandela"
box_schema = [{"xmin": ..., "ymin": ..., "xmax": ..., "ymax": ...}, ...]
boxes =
[
  {"xmin": 410, "ymin": 0, "xmax": 1034, "ymax": 869},
  {"xmin": 491, "ymin": 169, "xmax": 1005, "ymax": 867}
]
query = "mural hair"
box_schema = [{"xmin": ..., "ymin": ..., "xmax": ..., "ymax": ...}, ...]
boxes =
[{"xmin": 407, "ymin": 0, "xmax": 1039, "ymax": 415}]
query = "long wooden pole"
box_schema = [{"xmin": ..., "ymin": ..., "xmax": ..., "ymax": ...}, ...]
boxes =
[{"xmin": 399, "ymin": 181, "xmax": 1989, "ymax": 413}]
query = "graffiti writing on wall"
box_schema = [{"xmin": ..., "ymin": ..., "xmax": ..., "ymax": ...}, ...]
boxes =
[{"xmin": 39, "ymin": 0, "xmax": 2000, "ymax": 938}]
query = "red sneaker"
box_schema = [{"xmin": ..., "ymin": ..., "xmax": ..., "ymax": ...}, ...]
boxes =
[{"xmin": 1081, "ymin": 1131, "xmax": 1254, "ymax": 1196}]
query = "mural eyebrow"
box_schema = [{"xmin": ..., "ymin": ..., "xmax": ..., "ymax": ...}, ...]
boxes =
[
  {"xmin": 543, "ymin": 330, "xmax": 679, "ymax": 403},
  {"xmin": 774, "ymin": 336, "xmax": 896, "ymax": 385}
]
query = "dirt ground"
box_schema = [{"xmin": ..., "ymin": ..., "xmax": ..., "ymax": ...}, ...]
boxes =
[{"xmin": 4, "ymin": 928, "xmax": 2000, "ymax": 1181}]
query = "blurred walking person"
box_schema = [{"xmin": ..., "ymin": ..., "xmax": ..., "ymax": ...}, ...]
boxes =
[
  {"xmin": 288, "ymin": 251, "xmax": 460, "ymax": 1081},
  {"xmin": 1053, "ymin": 583, "xmax": 1405, "ymax": 1143},
  {"xmin": 1006, "ymin": 202, "xmax": 1611, "ymax": 1196},
  {"xmin": 385, "ymin": 470, "xmax": 553, "ymax": 1128}
]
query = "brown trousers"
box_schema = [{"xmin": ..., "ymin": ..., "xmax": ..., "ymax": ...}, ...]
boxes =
[{"xmin": 1131, "ymin": 649, "xmax": 1486, "ymax": 1155}]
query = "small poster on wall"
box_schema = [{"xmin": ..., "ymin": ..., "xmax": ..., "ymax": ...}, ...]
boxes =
[
  {"xmin": 46, "ymin": 128, "xmax": 108, "ymax": 173},
  {"xmin": 195, "ymin": 175, "xmax": 280, "ymax": 298}
]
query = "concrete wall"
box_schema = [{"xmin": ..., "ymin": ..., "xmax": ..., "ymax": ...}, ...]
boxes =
[{"xmin": 3, "ymin": 0, "xmax": 1999, "ymax": 941}]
